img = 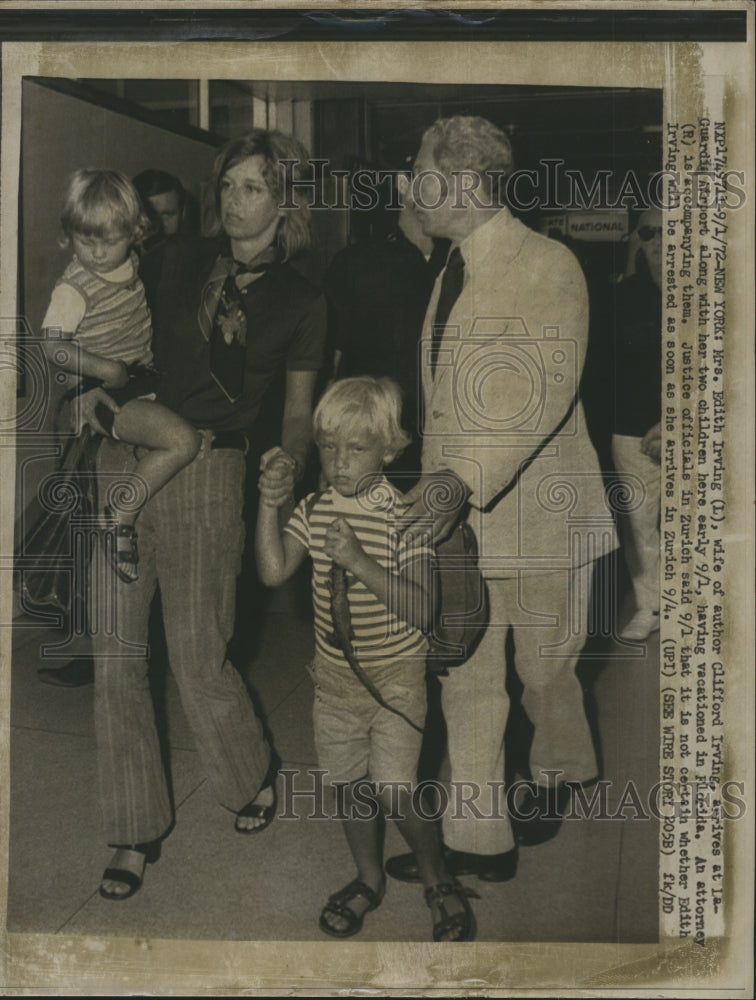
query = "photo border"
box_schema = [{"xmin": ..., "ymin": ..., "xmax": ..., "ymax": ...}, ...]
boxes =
[{"xmin": 1, "ymin": 3, "xmax": 753, "ymax": 995}]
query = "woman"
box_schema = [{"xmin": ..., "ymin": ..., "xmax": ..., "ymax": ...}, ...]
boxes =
[{"xmin": 79, "ymin": 129, "xmax": 326, "ymax": 899}]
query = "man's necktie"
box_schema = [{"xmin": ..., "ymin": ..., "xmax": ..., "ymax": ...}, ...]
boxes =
[
  {"xmin": 431, "ymin": 246, "xmax": 464, "ymax": 375},
  {"xmin": 427, "ymin": 237, "xmax": 452, "ymax": 280},
  {"xmin": 209, "ymin": 255, "xmax": 274, "ymax": 403}
]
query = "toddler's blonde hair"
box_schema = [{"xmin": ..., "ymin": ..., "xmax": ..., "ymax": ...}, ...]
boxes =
[{"xmin": 60, "ymin": 168, "xmax": 149, "ymax": 246}]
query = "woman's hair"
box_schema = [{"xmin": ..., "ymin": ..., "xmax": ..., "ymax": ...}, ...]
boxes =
[
  {"xmin": 211, "ymin": 129, "xmax": 313, "ymax": 261},
  {"xmin": 60, "ymin": 169, "xmax": 149, "ymax": 245},
  {"xmin": 313, "ymin": 377, "xmax": 411, "ymax": 458}
]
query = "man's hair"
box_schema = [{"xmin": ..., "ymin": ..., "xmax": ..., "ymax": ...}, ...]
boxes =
[
  {"xmin": 211, "ymin": 129, "xmax": 313, "ymax": 261},
  {"xmin": 423, "ymin": 115, "xmax": 514, "ymax": 198},
  {"xmin": 60, "ymin": 168, "xmax": 149, "ymax": 245},
  {"xmin": 132, "ymin": 169, "xmax": 186, "ymax": 209},
  {"xmin": 313, "ymin": 377, "xmax": 410, "ymax": 457}
]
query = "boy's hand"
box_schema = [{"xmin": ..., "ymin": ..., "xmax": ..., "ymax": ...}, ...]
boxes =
[
  {"xmin": 324, "ymin": 518, "xmax": 364, "ymax": 570},
  {"xmin": 258, "ymin": 446, "xmax": 298, "ymax": 508}
]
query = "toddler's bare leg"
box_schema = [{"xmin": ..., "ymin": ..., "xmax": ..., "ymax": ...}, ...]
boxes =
[
  {"xmin": 110, "ymin": 399, "xmax": 200, "ymax": 524},
  {"xmin": 107, "ymin": 400, "xmax": 200, "ymax": 580}
]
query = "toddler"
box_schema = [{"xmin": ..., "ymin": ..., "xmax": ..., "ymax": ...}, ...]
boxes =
[
  {"xmin": 256, "ymin": 376, "xmax": 475, "ymax": 942},
  {"xmin": 41, "ymin": 169, "xmax": 199, "ymax": 581}
]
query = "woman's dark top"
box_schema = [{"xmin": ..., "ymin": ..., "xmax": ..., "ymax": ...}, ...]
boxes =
[{"xmin": 143, "ymin": 237, "xmax": 326, "ymax": 434}]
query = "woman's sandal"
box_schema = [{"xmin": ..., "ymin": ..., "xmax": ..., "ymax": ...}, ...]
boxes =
[
  {"xmin": 235, "ymin": 755, "xmax": 280, "ymax": 834},
  {"xmin": 319, "ymin": 878, "xmax": 385, "ymax": 938},
  {"xmin": 103, "ymin": 505, "xmax": 139, "ymax": 584},
  {"xmin": 99, "ymin": 840, "xmax": 161, "ymax": 902},
  {"xmin": 424, "ymin": 879, "xmax": 477, "ymax": 942}
]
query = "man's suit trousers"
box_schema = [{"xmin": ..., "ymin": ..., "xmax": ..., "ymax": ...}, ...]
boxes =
[
  {"xmin": 611, "ymin": 433, "xmax": 661, "ymax": 613},
  {"xmin": 441, "ymin": 564, "xmax": 598, "ymax": 855}
]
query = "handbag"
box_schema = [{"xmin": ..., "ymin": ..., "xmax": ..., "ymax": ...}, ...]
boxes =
[
  {"xmin": 426, "ymin": 520, "xmax": 489, "ymax": 674},
  {"xmin": 17, "ymin": 427, "xmax": 100, "ymax": 614}
]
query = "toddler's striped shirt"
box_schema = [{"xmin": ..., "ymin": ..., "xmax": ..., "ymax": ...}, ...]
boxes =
[{"xmin": 42, "ymin": 251, "xmax": 152, "ymax": 366}]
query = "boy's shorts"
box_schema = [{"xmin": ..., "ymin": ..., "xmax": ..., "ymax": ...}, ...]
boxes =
[{"xmin": 307, "ymin": 651, "xmax": 427, "ymax": 787}]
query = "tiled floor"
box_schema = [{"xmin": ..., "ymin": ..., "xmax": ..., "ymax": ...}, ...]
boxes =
[{"xmin": 6, "ymin": 563, "xmax": 660, "ymax": 945}]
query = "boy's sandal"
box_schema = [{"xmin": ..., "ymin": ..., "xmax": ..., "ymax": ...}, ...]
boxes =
[
  {"xmin": 319, "ymin": 879, "xmax": 384, "ymax": 938},
  {"xmin": 103, "ymin": 506, "xmax": 139, "ymax": 584},
  {"xmin": 424, "ymin": 880, "xmax": 477, "ymax": 942}
]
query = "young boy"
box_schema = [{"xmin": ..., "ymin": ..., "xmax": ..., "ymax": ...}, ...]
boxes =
[{"xmin": 256, "ymin": 376, "xmax": 475, "ymax": 942}]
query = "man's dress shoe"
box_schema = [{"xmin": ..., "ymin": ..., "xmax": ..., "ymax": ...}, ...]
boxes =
[
  {"xmin": 511, "ymin": 783, "xmax": 571, "ymax": 846},
  {"xmin": 386, "ymin": 845, "xmax": 518, "ymax": 884}
]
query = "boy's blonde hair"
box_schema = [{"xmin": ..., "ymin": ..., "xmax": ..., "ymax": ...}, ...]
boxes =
[
  {"xmin": 60, "ymin": 169, "xmax": 149, "ymax": 245},
  {"xmin": 313, "ymin": 377, "xmax": 411, "ymax": 458}
]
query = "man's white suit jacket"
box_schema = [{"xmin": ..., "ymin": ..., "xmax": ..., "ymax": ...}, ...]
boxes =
[{"xmin": 420, "ymin": 208, "xmax": 618, "ymax": 580}]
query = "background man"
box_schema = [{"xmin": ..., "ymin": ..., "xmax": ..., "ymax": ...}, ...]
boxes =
[
  {"xmin": 133, "ymin": 169, "xmax": 190, "ymax": 243},
  {"xmin": 322, "ymin": 175, "xmax": 448, "ymax": 483}
]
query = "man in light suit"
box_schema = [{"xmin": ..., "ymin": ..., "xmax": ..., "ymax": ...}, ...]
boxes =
[{"xmin": 388, "ymin": 116, "xmax": 618, "ymax": 884}]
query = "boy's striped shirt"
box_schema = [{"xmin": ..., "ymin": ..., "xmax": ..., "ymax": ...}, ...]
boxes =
[{"xmin": 284, "ymin": 479, "xmax": 432, "ymax": 665}]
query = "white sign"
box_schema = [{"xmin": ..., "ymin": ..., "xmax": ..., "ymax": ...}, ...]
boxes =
[{"xmin": 566, "ymin": 210, "xmax": 629, "ymax": 241}]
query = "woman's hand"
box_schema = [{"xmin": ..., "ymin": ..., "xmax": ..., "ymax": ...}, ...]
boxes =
[
  {"xmin": 260, "ymin": 446, "xmax": 301, "ymax": 477},
  {"xmin": 324, "ymin": 518, "xmax": 364, "ymax": 571},
  {"xmin": 73, "ymin": 386, "xmax": 120, "ymax": 436}
]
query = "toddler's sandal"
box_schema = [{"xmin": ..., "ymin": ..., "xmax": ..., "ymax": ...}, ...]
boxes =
[{"xmin": 103, "ymin": 506, "xmax": 139, "ymax": 583}]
